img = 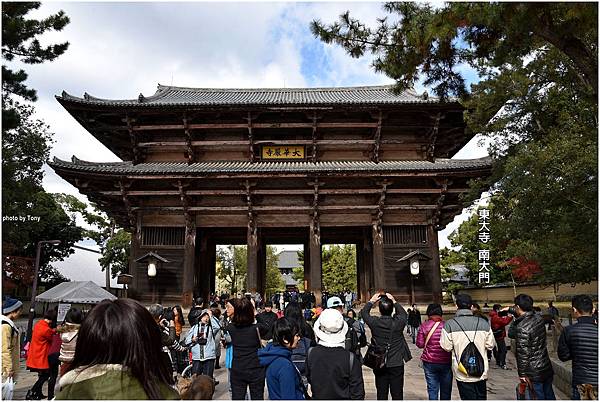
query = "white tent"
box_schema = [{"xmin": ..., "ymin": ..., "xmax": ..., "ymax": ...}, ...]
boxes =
[{"xmin": 35, "ymin": 281, "xmax": 117, "ymax": 304}]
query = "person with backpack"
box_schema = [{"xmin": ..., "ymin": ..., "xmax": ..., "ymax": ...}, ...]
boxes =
[
  {"xmin": 507, "ymin": 294, "xmax": 556, "ymax": 400},
  {"xmin": 361, "ymin": 292, "xmax": 411, "ymax": 400},
  {"xmin": 440, "ymin": 293, "xmax": 495, "ymax": 400},
  {"xmin": 416, "ymin": 303, "xmax": 452, "ymax": 400},
  {"xmin": 2, "ymin": 297, "xmax": 23, "ymax": 384},
  {"xmin": 327, "ymin": 296, "xmax": 366, "ymax": 358},
  {"xmin": 308, "ymin": 308, "xmax": 365, "ymax": 399},
  {"xmin": 188, "ymin": 297, "xmax": 204, "ymax": 327},
  {"xmin": 488, "ymin": 304, "xmax": 513, "ymax": 370},
  {"xmin": 410, "ymin": 305, "xmax": 422, "ymax": 344},
  {"xmin": 558, "ymin": 295, "xmax": 598, "ymax": 400},
  {"xmin": 57, "ymin": 308, "xmax": 83, "ymax": 377},
  {"xmin": 184, "ymin": 309, "xmax": 221, "ymax": 381},
  {"xmin": 258, "ymin": 317, "xmax": 305, "ymax": 400}
]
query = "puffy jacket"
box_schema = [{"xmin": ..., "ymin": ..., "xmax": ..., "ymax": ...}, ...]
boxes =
[
  {"xmin": 184, "ymin": 319, "xmax": 221, "ymax": 361},
  {"xmin": 510, "ymin": 311, "xmax": 553, "ymax": 382},
  {"xmin": 440, "ymin": 309, "xmax": 495, "ymax": 383},
  {"xmin": 258, "ymin": 343, "xmax": 304, "ymax": 400},
  {"xmin": 416, "ymin": 317, "xmax": 451, "ymax": 364},
  {"xmin": 489, "ymin": 310, "xmax": 513, "ymax": 341},
  {"xmin": 361, "ymin": 301, "xmax": 412, "ymax": 367},
  {"xmin": 26, "ymin": 319, "xmax": 55, "ymax": 370},
  {"xmin": 58, "ymin": 323, "xmax": 80, "ymax": 363},
  {"xmin": 557, "ymin": 316, "xmax": 598, "ymax": 386}
]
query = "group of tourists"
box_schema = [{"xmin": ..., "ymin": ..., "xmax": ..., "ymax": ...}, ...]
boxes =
[{"xmin": 1, "ymin": 290, "xmax": 598, "ymax": 400}]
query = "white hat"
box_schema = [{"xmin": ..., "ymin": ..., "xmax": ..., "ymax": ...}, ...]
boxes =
[
  {"xmin": 326, "ymin": 296, "xmax": 344, "ymax": 309},
  {"xmin": 313, "ymin": 308, "xmax": 348, "ymax": 345}
]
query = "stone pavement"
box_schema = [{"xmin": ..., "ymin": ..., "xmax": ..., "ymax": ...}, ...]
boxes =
[{"xmin": 12, "ymin": 328, "xmax": 568, "ymax": 400}]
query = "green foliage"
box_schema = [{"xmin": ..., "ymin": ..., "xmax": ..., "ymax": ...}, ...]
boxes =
[
  {"xmin": 216, "ymin": 245, "xmax": 248, "ymax": 294},
  {"xmin": 322, "ymin": 244, "xmax": 356, "ymax": 293},
  {"xmin": 311, "ymin": 3, "xmax": 596, "ymax": 99},
  {"xmin": 313, "ymin": 3, "xmax": 597, "ymax": 287},
  {"xmin": 2, "ymin": 2, "xmax": 69, "ymax": 108},
  {"xmin": 265, "ymin": 247, "xmax": 285, "ymax": 297},
  {"xmin": 439, "ymin": 247, "xmax": 463, "ymax": 280},
  {"xmin": 292, "ymin": 266, "xmax": 305, "ymax": 291},
  {"xmin": 54, "ymin": 194, "xmax": 131, "ymax": 278}
]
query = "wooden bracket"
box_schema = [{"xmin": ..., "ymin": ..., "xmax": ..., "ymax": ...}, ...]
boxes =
[
  {"xmin": 125, "ymin": 115, "xmax": 141, "ymax": 164},
  {"xmin": 426, "ymin": 112, "xmax": 444, "ymax": 161},
  {"xmin": 119, "ymin": 180, "xmax": 136, "ymax": 229},
  {"xmin": 177, "ymin": 180, "xmax": 195, "ymax": 234},
  {"xmin": 244, "ymin": 180, "xmax": 258, "ymax": 245},
  {"xmin": 245, "ymin": 112, "xmax": 256, "ymax": 162},
  {"xmin": 307, "ymin": 178, "xmax": 322, "ymax": 245},
  {"xmin": 311, "ymin": 112, "xmax": 318, "ymax": 163},
  {"xmin": 183, "ymin": 112, "xmax": 195, "ymax": 164},
  {"xmin": 432, "ymin": 179, "xmax": 450, "ymax": 227},
  {"xmin": 370, "ymin": 110, "xmax": 383, "ymax": 163}
]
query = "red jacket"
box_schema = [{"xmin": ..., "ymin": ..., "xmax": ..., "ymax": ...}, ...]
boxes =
[
  {"xmin": 489, "ymin": 310, "xmax": 513, "ymax": 340},
  {"xmin": 26, "ymin": 320, "xmax": 55, "ymax": 370},
  {"xmin": 416, "ymin": 316, "xmax": 451, "ymax": 364}
]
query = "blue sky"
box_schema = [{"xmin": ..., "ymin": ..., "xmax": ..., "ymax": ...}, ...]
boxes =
[{"xmin": 14, "ymin": 2, "xmax": 490, "ymax": 286}]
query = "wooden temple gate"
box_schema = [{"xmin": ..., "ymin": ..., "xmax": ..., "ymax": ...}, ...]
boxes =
[{"xmin": 50, "ymin": 85, "xmax": 491, "ymax": 307}]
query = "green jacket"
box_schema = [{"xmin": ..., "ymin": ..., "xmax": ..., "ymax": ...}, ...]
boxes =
[{"xmin": 56, "ymin": 364, "xmax": 180, "ymax": 400}]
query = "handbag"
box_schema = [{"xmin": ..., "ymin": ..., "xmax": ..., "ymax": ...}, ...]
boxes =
[
  {"xmin": 516, "ymin": 377, "xmax": 537, "ymax": 400},
  {"xmin": 2, "ymin": 376, "xmax": 14, "ymax": 400},
  {"xmin": 418, "ymin": 321, "xmax": 441, "ymax": 368},
  {"xmin": 364, "ymin": 321, "xmax": 396, "ymax": 370}
]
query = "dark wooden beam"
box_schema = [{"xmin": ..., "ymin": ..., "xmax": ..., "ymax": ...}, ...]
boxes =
[
  {"xmin": 311, "ymin": 112, "xmax": 318, "ymax": 163},
  {"xmin": 245, "ymin": 112, "xmax": 256, "ymax": 162},
  {"xmin": 426, "ymin": 112, "xmax": 444, "ymax": 161},
  {"xmin": 130, "ymin": 122, "xmax": 381, "ymax": 131},
  {"xmin": 125, "ymin": 115, "xmax": 140, "ymax": 164},
  {"xmin": 183, "ymin": 113, "xmax": 195, "ymax": 163},
  {"xmin": 370, "ymin": 110, "xmax": 383, "ymax": 163}
]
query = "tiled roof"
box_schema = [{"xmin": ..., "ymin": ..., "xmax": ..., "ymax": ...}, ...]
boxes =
[
  {"xmin": 49, "ymin": 156, "xmax": 492, "ymax": 175},
  {"xmin": 278, "ymin": 250, "xmax": 301, "ymax": 269},
  {"xmin": 57, "ymin": 85, "xmax": 453, "ymax": 107}
]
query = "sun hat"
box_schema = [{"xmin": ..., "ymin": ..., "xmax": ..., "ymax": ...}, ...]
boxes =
[
  {"xmin": 2, "ymin": 297, "xmax": 23, "ymax": 315},
  {"xmin": 326, "ymin": 296, "xmax": 344, "ymax": 309},
  {"xmin": 313, "ymin": 308, "xmax": 348, "ymax": 345}
]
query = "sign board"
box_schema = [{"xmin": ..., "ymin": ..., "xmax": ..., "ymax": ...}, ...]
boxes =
[
  {"xmin": 261, "ymin": 145, "xmax": 305, "ymax": 160},
  {"xmin": 57, "ymin": 303, "xmax": 71, "ymax": 323}
]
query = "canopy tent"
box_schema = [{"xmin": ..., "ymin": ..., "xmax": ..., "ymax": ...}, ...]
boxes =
[{"xmin": 35, "ymin": 281, "xmax": 117, "ymax": 304}]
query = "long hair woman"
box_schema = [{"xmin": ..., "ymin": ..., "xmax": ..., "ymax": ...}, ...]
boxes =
[
  {"xmin": 284, "ymin": 302, "xmax": 315, "ymax": 341},
  {"xmin": 56, "ymin": 299, "xmax": 179, "ymax": 400},
  {"xmin": 224, "ymin": 297, "xmax": 265, "ymax": 400}
]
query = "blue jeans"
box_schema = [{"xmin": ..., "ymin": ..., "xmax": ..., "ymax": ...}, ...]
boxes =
[
  {"xmin": 572, "ymin": 385, "xmax": 581, "ymax": 400},
  {"xmin": 423, "ymin": 361, "xmax": 453, "ymax": 400},
  {"xmin": 532, "ymin": 377, "xmax": 556, "ymax": 400}
]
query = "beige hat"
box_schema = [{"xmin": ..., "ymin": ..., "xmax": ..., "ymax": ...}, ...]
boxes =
[{"xmin": 313, "ymin": 308, "xmax": 348, "ymax": 345}]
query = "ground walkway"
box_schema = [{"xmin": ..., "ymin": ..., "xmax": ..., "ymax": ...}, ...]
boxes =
[{"xmin": 12, "ymin": 326, "xmax": 567, "ymax": 400}]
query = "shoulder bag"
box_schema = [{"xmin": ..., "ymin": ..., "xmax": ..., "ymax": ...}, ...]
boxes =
[
  {"xmin": 364, "ymin": 321, "xmax": 395, "ymax": 370},
  {"xmin": 418, "ymin": 321, "xmax": 441, "ymax": 368}
]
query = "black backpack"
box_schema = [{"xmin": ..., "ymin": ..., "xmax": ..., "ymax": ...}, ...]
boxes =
[
  {"xmin": 453, "ymin": 318, "xmax": 485, "ymax": 377},
  {"xmin": 291, "ymin": 337, "xmax": 312, "ymax": 375},
  {"xmin": 344, "ymin": 317, "xmax": 360, "ymax": 353}
]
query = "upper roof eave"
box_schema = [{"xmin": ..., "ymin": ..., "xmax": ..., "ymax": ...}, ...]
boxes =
[{"xmin": 55, "ymin": 84, "xmax": 463, "ymax": 109}]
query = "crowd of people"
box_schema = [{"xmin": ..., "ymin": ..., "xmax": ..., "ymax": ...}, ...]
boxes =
[{"xmin": 1, "ymin": 291, "xmax": 597, "ymax": 400}]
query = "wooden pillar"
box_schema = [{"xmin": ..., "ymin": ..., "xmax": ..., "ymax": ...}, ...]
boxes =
[
  {"xmin": 363, "ymin": 229, "xmax": 374, "ymax": 298},
  {"xmin": 356, "ymin": 241, "xmax": 368, "ymax": 303},
  {"xmin": 182, "ymin": 219, "xmax": 195, "ymax": 308},
  {"xmin": 308, "ymin": 226, "xmax": 322, "ymax": 304},
  {"xmin": 247, "ymin": 227, "xmax": 259, "ymax": 293},
  {"xmin": 303, "ymin": 241, "xmax": 310, "ymax": 291},
  {"xmin": 428, "ymin": 224, "xmax": 442, "ymax": 303},
  {"xmin": 258, "ymin": 240, "xmax": 267, "ymax": 300},
  {"xmin": 128, "ymin": 228, "xmax": 141, "ymax": 293},
  {"xmin": 372, "ymin": 222, "xmax": 385, "ymax": 292}
]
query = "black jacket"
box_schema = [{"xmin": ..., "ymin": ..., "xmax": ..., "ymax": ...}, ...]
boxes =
[
  {"xmin": 361, "ymin": 301, "xmax": 412, "ymax": 368},
  {"xmin": 558, "ymin": 316, "xmax": 598, "ymax": 386},
  {"xmin": 511, "ymin": 311, "xmax": 554, "ymax": 382},
  {"xmin": 225, "ymin": 323, "xmax": 264, "ymax": 372},
  {"xmin": 306, "ymin": 345, "xmax": 365, "ymax": 400}
]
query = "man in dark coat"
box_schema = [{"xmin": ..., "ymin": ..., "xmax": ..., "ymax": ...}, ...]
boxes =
[
  {"xmin": 507, "ymin": 294, "xmax": 555, "ymax": 400},
  {"xmin": 361, "ymin": 292, "xmax": 411, "ymax": 400},
  {"xmin": 558, "ymin": 295, "xmax": 598, "ymax": 400},
  {"xmin": 256, "ymin": 302, "xmax": 278, "ymax": 341}
]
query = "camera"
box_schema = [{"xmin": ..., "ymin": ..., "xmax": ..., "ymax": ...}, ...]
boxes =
[{"xmin": 499, "ymin": 306, "xmax": 517, "ymax": 317}]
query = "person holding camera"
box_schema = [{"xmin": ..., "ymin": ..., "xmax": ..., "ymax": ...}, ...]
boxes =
[
  {"xmin": 148, "ymin": 304, "xmax": 187, "ymax": 378},
  {"xmin": 489, "ymin": 304, "xmax": 513, "ymax": 370},
  {"xmin": 184, "ymin": 309, "xmax": 221, "ymax": 381},
  {"xmin": 507, "ymin": 294, "xmax": 555, "ymax": 400},
  {"xmin": 361, "ymin": 292, "xmax": 411, "ymax": 400}
]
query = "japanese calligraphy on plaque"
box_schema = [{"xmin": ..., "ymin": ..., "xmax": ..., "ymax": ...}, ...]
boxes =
[{"xmin": 261, "ymin": 145, "xmax": 305, "ymax": 160}]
